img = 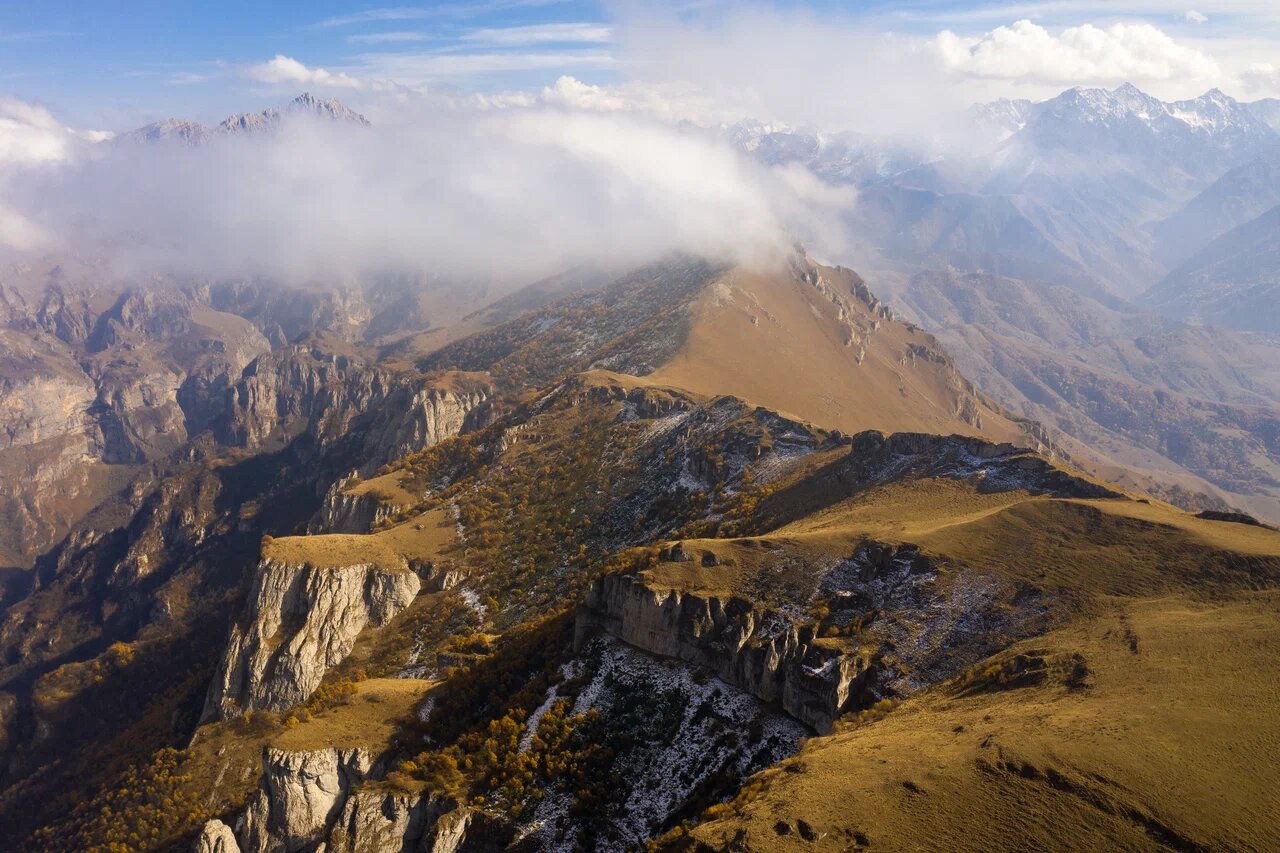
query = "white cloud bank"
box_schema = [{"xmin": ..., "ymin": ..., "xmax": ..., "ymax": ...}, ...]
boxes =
[
  {"xmin": 246, "ymin": 55, "xmax": 366, "ymax": 90},
  {"xmin": 0, "ymin": 96, "xmax": 853, "ymax": 284},
  {"xmin": 935, "ymin": 20, "xmax": 1221, "ymax": 87}
]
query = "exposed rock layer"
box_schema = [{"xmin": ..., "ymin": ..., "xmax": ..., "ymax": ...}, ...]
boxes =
[
  {"xmin": 576, "ymin": 573, "xmax": 868, "ymax": 733},
  {"xmin": 203, "ymin": 559, "xmax": 419, "ymax": 720}
]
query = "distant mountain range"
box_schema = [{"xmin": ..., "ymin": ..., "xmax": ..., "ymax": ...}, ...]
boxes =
[
  {"xmin": 121, "ymin": 92, "xmax": 369, "ymax": 145},
  {"xmin": 729, "ymin": 83, "xmax": 1280, "ymax": 519}
]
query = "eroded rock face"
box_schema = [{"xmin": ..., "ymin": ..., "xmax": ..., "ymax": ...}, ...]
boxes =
[
  {"xmin": 326, "ymin": 790, "xmax": 430, "ymax": 853},
  {"xmin": 203, "ymin": 559, "xmax": 419, "ymax": 720},
  {"xmin": 196, "ymin": 818, "xmax": 242, "ymax": 853},
  {"xmin": 240, "ymin": 747, "xmax": 372, "ymax": 853},
  {"xmin": 308, "ymin": 478, "xmax": 401, "ymax": 535},
  {"xmin": 576, "ymin": 573, "xmax": 869, "ymax": 733},
  {"xmin": 219, "ymin": 347, "xmax": 488, "ymax": 471},
  {"xmin": 230, "ymin": 757, "xmax": 509, "ymax": 853}
]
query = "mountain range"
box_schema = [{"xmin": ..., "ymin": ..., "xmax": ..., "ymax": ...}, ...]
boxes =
[
  {"xmin": 1, "ymin": 87, "xmax": 1279, "ymax": 852},
  {"xmin": 121, "ymin": 92, "xmax": 370, "ymax": 145},
  {"xmin": 730, "ymin": 83, "xmax": 1280, "ymax": 521}
]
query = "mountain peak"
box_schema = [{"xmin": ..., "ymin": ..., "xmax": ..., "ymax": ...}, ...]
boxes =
[
  {"xmin": 218, "ymin": 93, "xmax": 369, "ymax": 135},
  {"xmin": 286, "ymin": 92, "xmax": 370, "ymax": 126}
]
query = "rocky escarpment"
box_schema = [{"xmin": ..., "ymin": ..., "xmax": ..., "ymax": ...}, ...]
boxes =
[
  {"xmin": 575, "ymin": 573, "xmax": 870, "ymax": 733},
  {"xmin": 203, "ymin": 559, "xmax": 419, "ymax": 721},
  {"xmin": 326, "ymin": 789, "xmax": 512, "ymax": 853},
  {"xmin": 196, "ymin": 819, "xmax": 242, "ymax": 853},
  {"xmin": 219, "ymin": 344, "xmax": 489, "ymax": 473},
  {"xmin": 240, "ymin": 747, "xmax": 372, "ymax": 853},
  {"xmin": 202, "ymin": 745, "xmax": 513, "ymax": 853},
  {"xmin": 841, "ymin": 430, "xmax": 1118, "ymax": 497},
  {"xmin": 308, "ymin": 476, "xmax": 404, "ymax": 535}
]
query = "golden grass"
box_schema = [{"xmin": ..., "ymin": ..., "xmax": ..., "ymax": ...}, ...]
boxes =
[
  {"xmin": 637, "ymin": 475, "xmax": 1280, "ymax": 612},
  {"xmin": 646, "ymin": 264, "xmax": 1027, "ymax": 444},
  {"xmin": 689, "ymin": 591, "xmax": 1280, "ymax": 851},
  {"xmin": 262, "ymin": 507, "xmax": 458, "ymax": 569},
  {"xmin": 345, "ymin": 470, "xmax": 420, "ymax": 509},
  {"xmin": 272, "ymin": 678, "xmax": 435, "ymax": 752}
]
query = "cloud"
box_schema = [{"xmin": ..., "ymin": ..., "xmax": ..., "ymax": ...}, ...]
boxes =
[
  {"xmin": 934, "ymin": 20, "xmax": 1221, "ymax": 86},
  {"xmin": 0, "ymin": 97, "xmax": 83, "ymax": 166},
  {"xmin": 461, "ymin": 23, "xmax": 613, "ymax": 45},
  {"xmin": 1184, "ymin": 10, "xmax": 1209, "ymax": 24},
  {"xmin": 246, "ymin": 55, "xmax": 366, "ymax": 89},
  {"xmin": 0, "ymin": 96, "xmax": 853, "ymax": 284},
  {"xmin": 312, "ymin": 7, "xmax": 435, "ymax": 28},
  {"xmin": 1240, "ymin": 62, "xmax": 1280, "ymax": 92},
  {"xmin": 355, "ymin": 49, "xmax": 615, "ymax": 79},
  {"xmin": 609, "ymin": 4, "xmax": 968, "ymax": 136},
  {"xmin": 0, "ymin": 29, "xmax": 75, "ymax": 43},
  {"xmin": 347, "ymin": 31, "xmax": 428, "ymax": 44}
]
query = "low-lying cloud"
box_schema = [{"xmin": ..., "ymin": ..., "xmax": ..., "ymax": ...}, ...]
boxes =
[{"xmin": 0, "ymin": 97, "xmax": 854, "ymax": 285}]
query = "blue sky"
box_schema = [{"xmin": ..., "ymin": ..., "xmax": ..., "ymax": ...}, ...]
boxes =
[{"xmin": 5, "ymin": 2, "xmax": 1280, "ymax": 129}]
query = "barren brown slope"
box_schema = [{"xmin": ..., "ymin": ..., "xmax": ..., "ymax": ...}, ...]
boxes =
[{"xmin": 647, "ymin": 257, "xmax": 1033, "ymax": 444}]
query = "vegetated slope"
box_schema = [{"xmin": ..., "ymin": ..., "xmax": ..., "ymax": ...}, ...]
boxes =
[
  {"xmin": 1144, "ymin": 202, "xmax": 1280, "ymax": 335},
  {"xmin": 50, "ymin": 361, "xmax": 1280, "ymax": 851},
  {"xmin": 15, "ymin": 248, "xmax": 1280, "ymax": 852},
  {"xmin": 895, "ymin": 268, "xmax": 1280, "ymax": 522},
  {"xmin": 657, "ymin": 437, "xmax": 1280, "ymax": 852}
]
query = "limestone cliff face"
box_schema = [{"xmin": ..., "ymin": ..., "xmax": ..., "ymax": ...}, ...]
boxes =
[
  {"xmin": 196, "ymin": 819, "xmax": 242, "ymax": 853},
  {"xmin": 219, "ymin": 755, "xmax": 511, "ymax": 853},
  {"xmin": 0, "ymin": 373, "xmax": 96, "ymax": 450},
  {"xmin": 220, "ymin": 346, "xmax": 488, "ymax": 475},
  {"xmin": 309, "ymin": 477, "xmax": 401, "ymax": 535},
  {"xmin": 323, "ymin": 793, "xmax": 510, "ymax": 853},
  {"xmin": 576, "ymin": 573, "xmax": 870, "ymax": 733},
  {"xmin": 203, "ymin": 559, "xmax": 419, "ymax": 720},
  {"xmin": 240, "ymin": 747, "xmax": 372, "ymax": 853}
]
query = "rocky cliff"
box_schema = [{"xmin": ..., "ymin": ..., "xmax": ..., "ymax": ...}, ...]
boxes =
[
  {"xmin": 240, "ymin": 746, "xmax": 372, "ymax": 852},
  {"xmin": 219, "ymin": 344, "xmax": 489, "ymax": 473},
  {"xmin": 308, "ymin": 478, "xmax": 402, "ymax": 534},
  {"xmin": 196, "ymin": 819, "xmax": 242, "ymax": 853},
  {"xmin": 576, "ymin": 573, "xmax": 869, "ymax": 733},
  {"xmin": 203, "ymin": 559, "xmax": 419, "ymax": 720},
  {"xmin": 204, "ymin": 745, "xmax": 512, "ymax": 853}
]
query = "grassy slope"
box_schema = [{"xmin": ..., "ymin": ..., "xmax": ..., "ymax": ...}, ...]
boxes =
[
  {"xmin": 662, "ymin": 472, "xmax": 1280, "ymax": 851},
  {"xmin": 686, "ymin": 592, "xmax": 1280, "ymax": 852},
  {"xmin": 647, "ymin": 263, "xmax": 1029, "ymax": 444}
]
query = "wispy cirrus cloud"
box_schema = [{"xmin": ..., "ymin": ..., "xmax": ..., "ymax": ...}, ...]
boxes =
[
  {"xmin": 312, "ymin": 7, "xmax": 435, "ymax": 29},
  {"xmin": 0, "ymin": 29, "xmax": 75, "ymax": 42},
  {"xmin": 355, "ymin": 49, "xmax": 615, "ymax": 78},
  {"xmin": 461, "ymin": 23, "xmax": 613, "ymax": 45},
  {"xmin": 346, "ymin": 31, "xmax": 428, "ymax": 44}
]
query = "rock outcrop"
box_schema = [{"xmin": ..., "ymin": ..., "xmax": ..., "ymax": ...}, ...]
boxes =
[
  {"xmin": 576, "ymin": 573, "xmax": 869, "ymax": 733},
  {"xmin": 219, "ymin": 751, "xmax": 514, "ymax": 853},
  {"xmin": 203, "ymin": 559, "xmax": 419, "ymax": 720},
  {"xmin": 240, "ymin": 747, "xmax": 372, "ymax": 853},
  {"xmin": 219, "ymin": 346, "xmax": 488, "ymax": 471},
  {"xmin": 309, "ymin": 478, "xmax": 401, "ymax": 535},
  {"xmin": 195, "ymin": 819, "xmax": 242, "ymax": 853}
]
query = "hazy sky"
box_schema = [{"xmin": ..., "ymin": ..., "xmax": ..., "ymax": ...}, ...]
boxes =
[
  {"xmin": 5, "ymin": 2, "xmax": 1280, "ymax": 129},
  {"xmin": 4, "ymin": 1, "xmax": 1280, "ymax": 286}
]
